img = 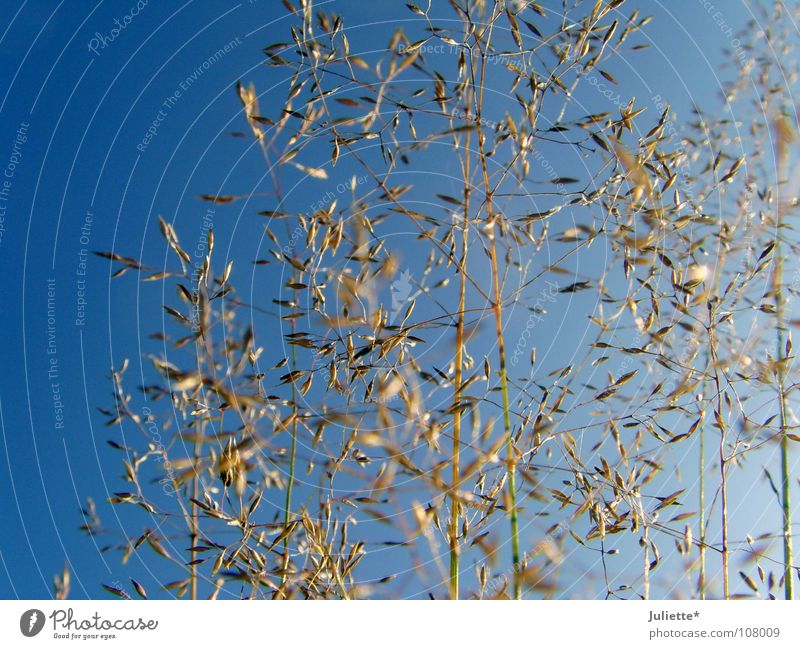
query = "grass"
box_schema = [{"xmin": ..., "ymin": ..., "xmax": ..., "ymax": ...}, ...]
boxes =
[{"xmin": 83, "ymin": 0, "xmax": 800, "ymax": 601}]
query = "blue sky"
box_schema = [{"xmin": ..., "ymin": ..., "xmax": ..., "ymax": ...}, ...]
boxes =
[{"xmin": 0, "ymin": 0, "xmax": 762, "ymax": 599}]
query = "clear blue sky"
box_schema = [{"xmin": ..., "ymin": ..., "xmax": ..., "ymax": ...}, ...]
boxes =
[{"xmin": 0, "ymin": 0, "xmax": 757, "ymax": 599}]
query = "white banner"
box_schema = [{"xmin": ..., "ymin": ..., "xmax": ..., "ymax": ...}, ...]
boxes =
[{"xmin": 0, "ymin": 600, "xmax": 797, "ymax": 647}]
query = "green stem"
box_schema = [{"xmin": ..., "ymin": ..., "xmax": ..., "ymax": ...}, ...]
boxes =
[
  {"xmin": 449, "ymin": 109, "xmax": 471, "ymax": 601},
  {"xmin": 282, "ymin": 287, "xmax": 299, "ymax": 591},
  {"xmin": 484, "ymin": 199, "xmax": 520, "ymax": 599},
  {"xmin": 496, "ymin": 308, "xmax": 521, "ymax": 599},
  {"xmin": 775, "ymin": 240, "xmax": 794, "ymax": 600},
  {"xmin": 474, "ymin": 7, "xmax": 520, "ymax": 598},
  {"xmin": 699, "ymin": 400, "xmax": 706, "ymax": 599}
]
